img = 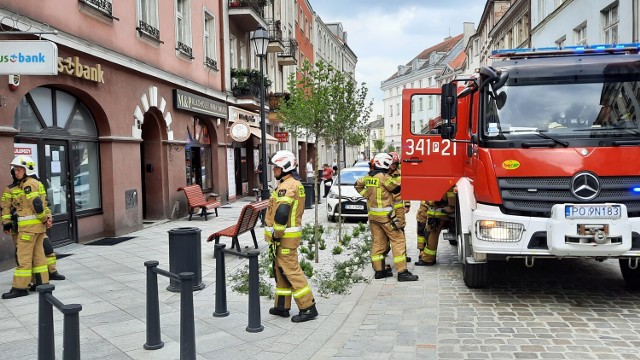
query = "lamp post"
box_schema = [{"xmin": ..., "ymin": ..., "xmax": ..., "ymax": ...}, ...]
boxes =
[{"xmin": 250, "ymin": 26, "xmax": 270, "ymax": 202}]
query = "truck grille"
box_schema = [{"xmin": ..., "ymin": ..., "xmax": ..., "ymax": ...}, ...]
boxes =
[{"xmin": 498, "ymin": 177, "xmax": 640, "ymax": 217}]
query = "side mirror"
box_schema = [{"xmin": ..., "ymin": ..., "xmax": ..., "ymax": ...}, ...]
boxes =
[
  {"xmin": 441, "ymin": 123, "xmax": 457, "ymax": 140},
  {"xmin": 441, "ymin": 83, "xmax": 458, "ymax": 120}
]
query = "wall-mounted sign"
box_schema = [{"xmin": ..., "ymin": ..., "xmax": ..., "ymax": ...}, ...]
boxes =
[
  {"xmin": 230, "ymin": 120, "xmax": 251, "ymax": 142},
  {"xmin": 58, "ymin": 56, "xmax": 104, "ymax": 83},
  {"xmin": 174, "ymin": 89, "xmax": 227, "ymax": 118},
  {"xmin": 229, "ymin": 106, "xmax": 258, "ymax": 126},
  {"xmin": 0, "ymin": 40, "xmax": 58, "ymax": 75},
  {"xmin": 274, "ymin": 131, "xmax": 289, "ymax": 142}
]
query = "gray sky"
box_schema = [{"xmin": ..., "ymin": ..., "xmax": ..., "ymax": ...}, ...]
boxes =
[{"xmin": 310, "ymin": 0, "xmax": 485, "ymax": 117}]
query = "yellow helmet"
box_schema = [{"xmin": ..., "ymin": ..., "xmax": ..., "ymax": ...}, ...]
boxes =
[{"xmin": 10, "ymin": 155, "xmax": 37, "ymax": 176}]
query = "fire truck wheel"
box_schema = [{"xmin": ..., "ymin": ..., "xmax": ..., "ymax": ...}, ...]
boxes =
[
  {"xmin": 463, "ymin": 261, "xmax": 490, "ymax": 289},
  {"xmin": 619, "ymin": 259, "xmax": 640, "ymax": 290}
]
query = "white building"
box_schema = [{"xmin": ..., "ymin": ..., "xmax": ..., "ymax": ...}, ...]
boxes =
[{"xmin": 531, "ymin": 0, "xmax": 639, "ymax": 47}]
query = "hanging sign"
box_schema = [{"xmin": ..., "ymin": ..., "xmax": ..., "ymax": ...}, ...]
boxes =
[
  {"xmin": 0, "ymin": 40, "xmax": 58, "ymax": 75},
  {"xmin": 274, "ymin": 131, "xmax": 289, "ymax": 142}
]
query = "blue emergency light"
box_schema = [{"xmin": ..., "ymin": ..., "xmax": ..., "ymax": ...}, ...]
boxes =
[
  {"xmin": 491, "ymin": 43, "xmax": 640, "ymax": 57},
  {"xmin": 633, "ymin": 187, "xmax": 640, "ymax": 193}
]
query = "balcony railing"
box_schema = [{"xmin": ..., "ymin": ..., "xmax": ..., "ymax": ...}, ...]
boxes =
[
  {"xmin": 231, "ymin": 68, "xmax": 272, "ymax": 99},
  {"xmin": 205, "ymin": 57, "xmax": 218, "ymax": 70},
  {"xmin": 137, "ymin": 20, "xmax": 161, "ymax": 42},
  {"xmin": 79, "ymin": 0, "xmax": 113, "ymax": 17},
  {"xmin": 277, "ymin": 38, "xmax": 298, "ymax": 66},
  {"xmin": 266, "ymin": 19, "xmax": 284, "ymax": 53},
  {"xmin": 268, "ymin": 92, "xmax": 290, "ymax": 111},
  {"xmin": 176, "ymin": 41, "xmax": 194, "ymax": 59},
  {"xmin": 228, "ymin": 0, "xmax": 266, "ymax": 18}
]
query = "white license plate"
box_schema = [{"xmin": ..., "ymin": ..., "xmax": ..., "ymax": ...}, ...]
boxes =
[
  {"xmin": 345, "ymin": 204, "xmax": 364, "ymax": 210},
  {"xmin": 565, "ymin": 205, "xmax": 621, "ymax": 219}
]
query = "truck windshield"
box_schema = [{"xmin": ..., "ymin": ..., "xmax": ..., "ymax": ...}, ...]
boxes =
[{"xmin": 482, "ymin": 76, "xmax": 640, "ymax": 143}]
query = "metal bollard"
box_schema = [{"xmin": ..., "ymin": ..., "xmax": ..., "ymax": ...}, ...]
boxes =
[
  {"xmin": 179, "ymin": 272, "xmax": 196, "ymax": 360},
  {"xmin": 143, "ymin": 261, "xmax": 164, "ymax": 350},
  {"xmin": 60, "ymin": 303, "xmax": 82, "ymax": 360},
  {"xmin": 246, "ymin": 250, "xmax": 264, "ymax": 333},
  {"xmin": 213, "ymin": 244, "xmax": 229, "ymax": 317},
  {"xmin": 38, "ymin": 284, "xmax": 55, "ymax": 360}
]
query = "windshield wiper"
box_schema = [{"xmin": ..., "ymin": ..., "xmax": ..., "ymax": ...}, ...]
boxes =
[{"xmin": 534, "ymin": 131, "xmax": 569, "ymax": 147}]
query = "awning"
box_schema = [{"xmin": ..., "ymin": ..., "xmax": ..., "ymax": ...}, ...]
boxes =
[{"xmin": 250, "ymin": 127, "xmax": 278, "ymax": 144}]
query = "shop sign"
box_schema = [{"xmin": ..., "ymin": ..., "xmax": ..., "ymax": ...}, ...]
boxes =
[
  {"xmin": 58, "ymin": 56, "xmax": 104, "ymax": 83},
  {"xmin": 174, "ymin": 89, "xmax": 227, "ymax": 118},
  {"xmin": 274, "ymin": 131, "xmax": 289, "ymax": 142},
  {"xmin": 0, "ymin": 40, "xmax": 58, "ymax": 75},
  {"xmin": 229, "ymin": 120, "xmax": 251, "ymax": 142},
  {"xmin": 229, "ymin": 106, "xmax": 258, "ymax": 126}
]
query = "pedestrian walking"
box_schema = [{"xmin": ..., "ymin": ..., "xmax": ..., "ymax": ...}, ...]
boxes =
[
  {"xmin": 321, "ymin": 163, "xmax": 333, "ymax": 198},
  {"xmin": 355, "ymin": 153, "xmax": 418, "ymax": 282},
  {"xmin": 265, "ymin": 150, "xmax": 318, "ymax": 322},
  {"xmin": 2, "ymin": 156, "xmax": 52, "ymax": 299}
]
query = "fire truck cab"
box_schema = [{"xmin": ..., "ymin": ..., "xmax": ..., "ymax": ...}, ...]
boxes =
[{"xmin": 401, "ymin": 44, "xmax": 640, "ymax": 288}]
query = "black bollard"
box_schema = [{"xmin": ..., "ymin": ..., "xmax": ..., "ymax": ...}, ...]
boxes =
[
  {"xmin": 179, "ymin": 272, "xmax": 196, "ymax": 360},
  {"xmin": 61, "ymin": 303, "xmax": 82, "ymax": 360},
  {"xmin": 143, "ymin": 261, "xmax": 164, "ymax": 350},
  {"xmin": 213, "ymin": 244, "xmax": 229, "ymax": 317},
  {"xmin": 246, "ymin": 250, "xmax": 264, "ymax": 333},
  {"xmin": 37, "ymin": 284, "xmax": 56, "ymax": 360}
]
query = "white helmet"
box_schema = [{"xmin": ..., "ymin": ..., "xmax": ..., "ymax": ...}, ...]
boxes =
[
  {"xmin": 270, "ymin": 150, "xmax": 297, "ymax": 173},
  {"xmin": 10, "ymin": 155, "xmax": 37, "ymax": 176},
  {"xmin": 373, "ymin": 153, "xmax": 393, "ymax": 170}
]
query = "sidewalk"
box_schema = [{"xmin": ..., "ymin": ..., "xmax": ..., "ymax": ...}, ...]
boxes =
[{"xmin": 0, "ymin": 198, "xmax": 441, "ymax": 360}]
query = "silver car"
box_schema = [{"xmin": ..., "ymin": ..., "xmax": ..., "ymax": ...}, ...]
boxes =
[{"xmin": 326, "ymin": 167, "xmax": 369, "ymax": 222}]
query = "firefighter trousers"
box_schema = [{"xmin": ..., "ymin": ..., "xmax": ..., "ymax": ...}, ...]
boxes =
[
  {"xmin": 370, "ymin": 221, "xmax": 407, "ymax": 273},
  {"xmin": 419, "ymin": 221, "xmax": 448, "ymax": 263},
  {"xmin": 12, "ymin": 232, "xmax": 49, "ymax": 289},
  {"xmin": 273, "ymin": 239, "xmax": 315, "ymax": 311}
]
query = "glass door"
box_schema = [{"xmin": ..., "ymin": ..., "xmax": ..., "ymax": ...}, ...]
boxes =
[{"xmin": 44, "ymin": 142, "xmax": 74, "ymax": 246}]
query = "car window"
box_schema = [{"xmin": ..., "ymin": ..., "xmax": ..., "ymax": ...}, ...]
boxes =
[{"xmin": 338, "ymin": 170, "xmax": 368, "ymax": 185}]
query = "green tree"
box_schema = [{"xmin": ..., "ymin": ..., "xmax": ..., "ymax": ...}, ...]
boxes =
[
  {"xmin": 385, "ymin": 144, "xmax": 396, "ymax": 153},
  {"xmin": 278, "ymin": 59, "xmax": 372, "ymax": 261},
  {"xmin": 373, "ymin": 138, "xmax": 385, "ymax": 155}
]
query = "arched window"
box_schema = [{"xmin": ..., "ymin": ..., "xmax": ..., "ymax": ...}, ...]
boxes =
[{"xmin": 14, "ymin": 87, "xmax": 101, "ymax": 212}]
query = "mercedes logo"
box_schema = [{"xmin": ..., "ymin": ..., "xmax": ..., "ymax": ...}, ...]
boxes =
[{"xmin": 570, "ymin": 172, "xmax": 600, "ymax": 201}]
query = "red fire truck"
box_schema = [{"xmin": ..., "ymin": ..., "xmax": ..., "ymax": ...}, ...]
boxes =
[{"xmin": 401, "ymin": 44, "xmax": 640, "ymax": 288}]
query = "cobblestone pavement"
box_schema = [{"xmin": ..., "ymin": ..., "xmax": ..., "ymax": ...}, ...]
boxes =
[{"xmin": 1, "ymin": 199, "xmax": 639, "ymax": 359}]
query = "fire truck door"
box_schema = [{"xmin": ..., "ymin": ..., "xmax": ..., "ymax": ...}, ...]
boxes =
[{"xmin": 401, "ymin": 89, "xmax": 465, "ymax": 201}]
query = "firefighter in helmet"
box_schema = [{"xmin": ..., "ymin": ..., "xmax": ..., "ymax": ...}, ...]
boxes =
[
  {"xmin": 384, "ymin": 152, "xmax": 411, "ymax": 261},
  {"xmin": 415, "ymin": 187, "xmax": 456, "ymax": 266},
  {"xmin": 264, "ymin": 150, "xmax": 318, "ymax": 323},
  {"xmin": 2, "ymin": 155, "xmax": 51, "ymax": 299},
  {"xmin": 355, "ymin": 153, "xmax": 418, "ymax": 281}
]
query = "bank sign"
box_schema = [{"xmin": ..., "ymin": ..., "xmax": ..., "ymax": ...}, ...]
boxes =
[{"xmin": 0, "ymin": 40, "xmax": 58, "ymax": 75}]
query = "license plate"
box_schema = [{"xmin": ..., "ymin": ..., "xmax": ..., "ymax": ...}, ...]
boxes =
[
  {"xmin": 345, "ymin": 204, "xmax": 364, "ymax": 210},
  {"xmin": 565, "ymin": 205, "xmax": 621, "ymax": 219}
]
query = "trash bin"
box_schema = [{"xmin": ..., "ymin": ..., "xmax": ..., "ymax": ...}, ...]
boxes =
[
  {"xmin": 303, "ymin": 182, "xmax": 314, "ymax": 209},
  {"xmin": 167, "ymin": 227, "xmax": 205, "ymax": 292}
]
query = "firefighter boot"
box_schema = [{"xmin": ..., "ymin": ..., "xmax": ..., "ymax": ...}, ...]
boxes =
[
  {"xmin": 397, "ymin": 270, "xmax": 419, "ymax": 282},
  {"xmin": 49, "ymin": 272, "xmax": 66, "ymax": 281},
  {"xmin": 269, "ymin": 307, "xmax": 290, "ymax": 318},
  {"xmin": 374, "ymin": 267, "xmax": 393, "ymax": 279},
  {"xmin": 291, "ymin": 304, "xmax": 318, "ymax": 323},
  {"xmin": 2, "ymin": 287, "xmax": 29, "ymax": 299},
  {"xmin": 415, "ymin": 259, "xmax": 436, "ymax": 266}
]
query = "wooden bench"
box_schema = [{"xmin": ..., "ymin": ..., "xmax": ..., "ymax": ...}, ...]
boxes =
[
  {"xmin": 177, "ymin": 185, "xmax": 221, "ymax": 221},
  {"xmin": 206, "ymin": 200, "xmax": 269, "ymax": 253}
]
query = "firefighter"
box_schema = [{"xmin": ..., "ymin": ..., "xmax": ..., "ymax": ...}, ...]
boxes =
[
  {"xmin": 2, "ymin": 156, "xmax": 51, "ymax": 299},
  {"xmin": 2, "ymin": 170, "xmax": 65, "ymax": 285},
  {"xmin": 355, "ymin": 153, "xmax": 418, "ymax": 282},
  {"xmin": 415, "ymin": 187, "xmax": 456, "ymax": 266},
  {"xmin": 385, "ymin": 152, "xmax": 411, "ymax": 261},
  {"xmin": 414, "ymin": 201, "xmax": 430, "ymax": 264},
  {"xmin": 264, "ymin": 150, "xmax": 318, "ymax": 323}
]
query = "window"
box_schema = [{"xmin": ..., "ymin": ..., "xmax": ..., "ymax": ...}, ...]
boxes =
[
  {"xmin": 395, "ymin": 103, "xmax": 399, "ymax": 116},
  {"xmin": 538, "ymin": 0, "xmax": 546, "ymax": 20},
  {"xmin": 389, "ymin": 105, "xmax": 393, "ymax": 116},
  {"xmin": 175, "ymin": 0, "xmax": 193, "ymax": 58},
  {"xmin": 138, "ymin": 0, "xmax": 160, "ymax": 40},
  {"xmin": 574, "ymin": 22, "xmax": 587, "ymax": 45},
  {"xmin": 14, "ymin": 88, "xmax": 101, "ymax": 212},
  {"xmin": 555, "ymin": 34, "xmax": 566, "ymax": 47},
  {"xmin": 230, "ymin": 36, "xmax": 237, "ymax": 69},
  {"xmin": 411, "ymin": 99, "xmax": 415, "ymax": 113},
  {"xmin": 203, "ymin": 12, "xmax": 217, "ymax": 69},
  {"xmin": 428, "ymin": 96, "xmax": 433, "ymax": 109},
  {"xmin": 419, "ymin": 97, "xmax": 423, "ymax": 111},
  {"xmin": 602, "ymin": 3, "xmax": 619, "ymax": 44}
]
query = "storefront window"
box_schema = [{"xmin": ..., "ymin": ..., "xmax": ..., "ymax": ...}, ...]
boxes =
[
  {"xmin": 72, "ymin": 142, "xmax": 100, "ymax": 209},
  {"xmin": 185, "ymin": 118, "xmax": 213, "ymax": 191}
]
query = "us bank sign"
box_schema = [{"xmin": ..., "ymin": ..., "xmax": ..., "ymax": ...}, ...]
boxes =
[{"xmin": 0, "ymin": 40, "xmax": 58, "ymax": 75}]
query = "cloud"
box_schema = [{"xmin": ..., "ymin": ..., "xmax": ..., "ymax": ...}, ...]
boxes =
[{"xmin": 313, "ymin": 1, "xmax": 485, "ymax": 117}]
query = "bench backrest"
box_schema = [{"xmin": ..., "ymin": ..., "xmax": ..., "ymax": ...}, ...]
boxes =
[
  {"xmin": 179, "ymin": 185, "xmax": 206, "ymax": 205},
  {"xmin": 236, "ymin": 200, "xmax": 269, "ymax": 235}
]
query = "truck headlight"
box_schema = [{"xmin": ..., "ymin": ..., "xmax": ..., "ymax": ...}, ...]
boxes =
[{"xmin": 476, "ymin": 220, "xmax": 524, "ymax": 242}]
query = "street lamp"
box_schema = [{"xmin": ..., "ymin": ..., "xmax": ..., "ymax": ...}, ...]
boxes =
[{"xmin": 250, "ymin": 26, "xmax": 270, "ymax": 202}]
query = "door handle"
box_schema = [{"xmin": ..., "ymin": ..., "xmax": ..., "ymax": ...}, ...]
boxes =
[{"xmin": 403, "ymin": 158, "xmax": 423, "ymax": 163}]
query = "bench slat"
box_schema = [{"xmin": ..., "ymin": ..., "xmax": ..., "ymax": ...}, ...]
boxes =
[
  {"xmin": 207, "ymin": 200, "xmax": 269, "ymax": 254},
  {"xmin": 178, "ymin": 185, "xmax": 221, "ymax": 221}
]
